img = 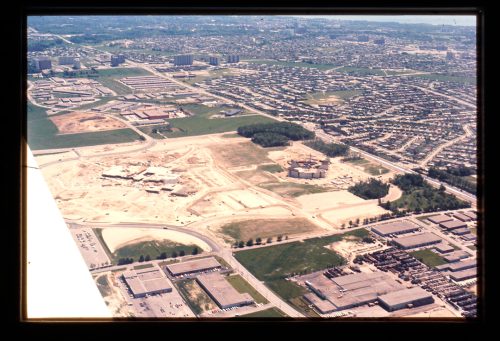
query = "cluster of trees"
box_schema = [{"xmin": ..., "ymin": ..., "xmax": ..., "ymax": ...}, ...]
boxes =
[
  {"xmin": 28, "ymin": 38, "xmax": 63, "ymax": 52},
  {"xmin": 251, "ymin": 132, "xmax": 290, "ymax": 147},
  {"xmin": 381, "ymin": 173, "xmax": 471, "ymax": 213},
  {"xmin": 117, "ymin": 257, "xmax": 134, "ymax": 265},
  {"xmin": 427, "ymin": 167, "xmax": 476, "ymax": 195},
  {"xmin": 304, "ymin": 139, "xmax": 349, "ymax": 157},
  {"xmin": 348, "ymin": 178, "xmax": 390, "ymax": 199},
  {"xmin": 237, "ymin": 122, "xmax": 315, "ymax": 147},
  {"xmin": 233, "ymin": 236, "xmax": 288, "ymax": 248}
]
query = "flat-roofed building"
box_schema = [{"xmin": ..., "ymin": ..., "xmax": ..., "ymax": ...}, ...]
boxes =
[
  {"xmin": 392, "ymin": 232, "xmax": 442, "ymax": 250},
  {"xmin": 443, "ymin": 251, "xmax": 470, "ymax": 263},
  {"xmin": 452, "ymin": 227, "xmax": 471, "ymax": 235},
  {"xmin": 428, "ymin": 215, "xmax": 453, "ymax": 224},
  {"xmin": 196, "ymin": 273, "xmax": 254, "ymax": 309},
  {"xmin": 165, "ymin": 257, "xmax": 221, "ymax": 277},
  {"xmin": 453, "ymin": 213, "xmax": 471, "ymax": 222},
  {"xmin": 449, "ymin": 268, "xmax": 477, "ymax": 281},
  {"xmin": 463, "ymin": 211, "xmax": 477, "ymax": 220},
  {"xmin": 122, "ymin": 268, "xmax": 172, "ymax": 298},
  {"xmin": 174, "ymin": 55, "xmax": 194, "ymax": 66},
  {"xmin": 440, "ymin": 220, "xmax": 467, "ymax": 230},
  {"xmin": 437, "ymin": 259, "xmax": 476, "ymax": 272},
  {"xmin": 434, "ymin": 243, "xmax": 455, "ymax": 254},
  {"xmin": 371, "ymin": 221, "xmax": 419, "ymax": 237},
  {"xmin": 304, "ymin": 271, "xmax": 405, "ymax": 312},
  {"xmin": 378, "ymin": 287, "xmax": 434, "ymax": 312}
]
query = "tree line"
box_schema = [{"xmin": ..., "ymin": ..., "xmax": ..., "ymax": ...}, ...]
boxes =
[
  {"xmin": 348, "ymin": 178, "xmax": 390, "ymax": 200},
  {"xmin": 116, "ymin": 247, "xmax": 199, "ymax": 265},
  {"xmin": 237, "ymin": 122, "xmax": 315, "ymax": 147},
  {"xmin": 427, "ymin": 167, "xmax": 476, "ymax": 195},
  {"xmin": 304, "ymin": 139, "xmax": 349, "ymax": 157}
]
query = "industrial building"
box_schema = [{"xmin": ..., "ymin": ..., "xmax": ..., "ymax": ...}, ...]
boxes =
[
  {"xmin": 304, "ymin": 271, "xmax": 405, "ymax": 313},
  {"xmin": 442, "ymin": 251, "xmax": 470, "ymax": 263},
  {"xmin": 378, "ymin": 287, "xmax": 434, "ymax": 312},
  {"xmin": 439, "ymin": 220, "xmax": 467, "ymax": 230},
  {"xmin": 392, "ymin": 232, "xmax": 442, "ymax": 250},
  {"xmin": 174, "ymin": 55, "xmax": 194, "ymax": 66},
  {"xmin": 122, "ymin": 268, "xmax": 173, "ymax": 298},
  {"xmin": 449, "ymin": 268, "xmax": 477, "ymax": 282},
  {"xmin": 453, "ymin": 212, "xmax": 472, "ymax": 222},
  {"xmin": 434, "ymin": 243, "xmax": 455, "ymax": 254},
  {"xmin": 463, "ymin": 211, "xmax": 477, "ymax": 220},
  {"xmin": 227, "ymin": 55, "xmax": 240, "ymax": 63},
  {"xmin": 437, "ymin": 259, "xmax": 476, "ymax": 272},
  {"xmin": 196, "ymin": 273, "xmax": 254, "ymax": 309},
  {"xmin": 165, "ymin": 257, "xmax": 221, "ymax": 277},
  {"xmin": 371, "ymin": 220, "xmax": 419, "ymax": 237},
  {"xmin": 428, "ymin": 214, "xmax": 453, "ymax": 224}
]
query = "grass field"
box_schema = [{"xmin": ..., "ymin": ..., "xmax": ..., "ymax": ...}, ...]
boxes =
[
  {"xmin": 112, "ymin": 240, "xmax": 199, "ymax": 264},
  {"xmin": 163, "ymin": 103, "xmax": 276, "ymax": 138},
  {"xmin": 234, "ymin": 233, "xmax": 350, "ymax": 301},
  {"xmin": 72, "ymin": 97, "xmax": 116, "ymax": 111},
  {"xmin": 343, "ymin": 157, "xmax": 389, "ymax": 176},
  {"xmin": 220, "ymin": 218, "xmax": 320, "ymax": 242},
  {"xmin": 259, "ymin": 182, "xmax": 332, "ymax": 198},
  {"xmin": 27, "ymin": 102, "xmax": 141, "ymax": 150},
  {"xmin": 221, "ymin": 133, "xmax": 241, "ymax": 138},
  {"xmin": 336, "ymin": 66, "xmax": 386, "ymax": 76},
  {"xmin": 410, "ymin": 249, "xmax": 447, "ymax": 267},
  {"xmin": 138, "ymin": 124, "xmax": 171, "ymax": 139},
  {"xmin": 303, "ymin": 89, "xmax": 362, "ymax": 105},
  {"xmin": 176, "ymin": 279, "xmax": 217, "ymax": 315},
  {"xmin": 225, "ymin": 275, "xmax": 268, "ymax": 304},
  {"xmin": 133, "ymin": 263, "xmax": 154, "ymax": 270},
  {"xmin": 236, "ymin": 307, "xmax": 288, "ymax": 318},
  {"xmin": 181, "ymin": 68, "xmax": 237, "ymax": 85},
  {"xmin": 258, "ymin": 164, "xmax": 283, "ymax": 173},
  {"xmin": 247, "ymin": 59, "xmax": 338, "ymax": 70}
]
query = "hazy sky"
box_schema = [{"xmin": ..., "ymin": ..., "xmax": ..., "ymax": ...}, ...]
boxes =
[{"xmin": 295, "ymin": 15, "xmax": 476, "ymax": 26}]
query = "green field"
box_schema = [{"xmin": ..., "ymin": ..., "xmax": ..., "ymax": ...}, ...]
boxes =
[
  {"xmin": 221, "ymin": 133, "xmax": 241, "ymax": 138},
  {"xmin": 258, "ymin": 164, "xmax": 283, "ymax": 173},
  {"xmin": 225, "ymin": 275, "xmax": 268, "ymax": 304},
  {"xmin": 27, "ymin": 102, "xmax": 141, "ymax": 150},
  {"xmin": 71, "ymin": 97, "xmax": 116, "ymax": 111},
  {"xmin": 164, "ymin": 103, "xmax": 277, "ymax": 138},
  {"xmin": 236, "ymin": 307, "xmax": 288, "ymax": 318},
  {"xmin": 343, "ymin": 157, "xmax": 388, "ymax": 175},
  {"xmin": 259, "ymin": 182, "xmax": 332, "ymax": 198},
  {"xmin": 410, "ymin": 249, "xmax": 447, "ymax": 267},
  {"xmin": 112, "ymin": 240, "xmax": 199, "ymax": 264},
  {"xmin": 138, "ymin": 124, "xmax": 171, "ymax": 139},
  {"xmin": 410, "ymin": 73, "xmax": 476, "ymax": 85},
  {"xmin": 336, "ymin": 66, "xmax": 386, "ymax": 76},
  {"xmin": 181, "ymin": 68, "xmax": 238, "ymax": 85},
  {"xmin": 247, "ymin": 59, "xmax": 338, "ymax": 70},
  {"xmin": 133, "ymin": 263, "xmax": 154, "ymax": 270}
]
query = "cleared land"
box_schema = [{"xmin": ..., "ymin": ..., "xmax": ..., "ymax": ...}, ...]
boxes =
[
  {"xmin": 50, "ymin": 111, "xmax": 128, "ymax": 134},
  {"xmin": 260, "ymin": 182, "xmax": 332, "ymax": 198},
  {"xmin": 219, "ymin": 218, "xmax": 320, "ymax": 242},
  {"xmin": 410, "ymin": 249, "xmax": 447, "ymax": 267},
  {"xmin": 209, "ymin": 141, "xmax": 274, "ymax": 168},
  {"xmin": 303, "ymin": 90, "xmax": 362, "ymax": 105},
  {"xmin": 343, "ymin": 157, "xmax": 389, "ymax": 176},
  {"xmin": 226, "ymin": 274, "xmax": 268, "ymax": 304}
]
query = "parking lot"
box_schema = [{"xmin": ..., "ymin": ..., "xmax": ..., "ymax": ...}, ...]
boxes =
[{"xmin": 70, "ymin": 227, "xmax": 111, "ymax": 270}]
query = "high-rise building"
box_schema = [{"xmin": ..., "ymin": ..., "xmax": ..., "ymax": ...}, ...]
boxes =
[
  {"xmin": 73, "ymin": 58, "xmax": 81, "ymax": 69},
  {"xmin": 35, "ymin": 57, "xmax": 52, "ymax": 71},
  {"xmin": 174, "ymin": 55, "xmax": 194, "ymax": 66},
  {"xmin": 373, "ymin": 38, "xmax": 385, "ymax": 45},
  {"xmin": 58, "ymin": 56, "xmax": 76, "ymax": 65},
  {"xmin": 227, "ymin": 55, "xmax": 240, "ymax": 63},
  {"xmin": 111, "ymin": 54, "xmax": 126, "ymax": 67},
  {"xmin": 209, "ymin": 56, "xmax": 219, "ymax": 66}
]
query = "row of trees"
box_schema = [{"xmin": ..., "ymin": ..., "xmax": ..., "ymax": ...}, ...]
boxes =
[
  {"xmin": 233, "ymin": 235, "xmax": 288, "ymax": 248},
  {"xmin": 304, "ymin": 139, "xmax": 349, "ymax": 157},
  {"xmin": 116, "ymin": 247, "xmax": 199, "ymax": 265},
  {"xmin": 427, "ymin": 167, "xmax": 476, "ymax": 195},
  {"xmin": 251, "ymin": 132, "xmax": 290, "ymax": 147},
  {"xmin": 348, "ymin": 178, "xmax": 390, "ymax": 199},
  {"xmin": 237, "ymin": 122, "xmax": 315, "ymax": 141}
]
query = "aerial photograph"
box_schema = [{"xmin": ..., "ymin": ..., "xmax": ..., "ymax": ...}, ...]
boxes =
[{"xmin": 26, "ymin": 14, "xmax": 479, "ymax": 319}]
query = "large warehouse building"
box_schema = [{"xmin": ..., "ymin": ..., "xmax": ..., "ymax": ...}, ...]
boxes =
[
  {"xmin": 428, "ymin": 214, "xmax": 453, "ymax": 224},
  {"xmin": 122, "ymin": 267, "xmax": 173, "ymax": 298},
  {"xmin": 371, "ymin": 220, "xmax": 420, "ymax": 237},
  {"xmin": 165, "ymin": 257, "xmax": 221, "ymax": 277},
  {"xmin": 304, "ymin": 271, "xmax": 405, "ymax": 313},
  {"xmin": 392, "ymin": 232, "xmax": 442, "ymax": 250},
  {"xmin": 378, "ymin": 287, "xmax": 434, "ymax": 312},
  {"xmin": 196, "ymin": 273, "xmax": 254, "ymax": 309},
  {"xmin": 439, "ymin": 220, "xmax": 468, "ymax": 230}
]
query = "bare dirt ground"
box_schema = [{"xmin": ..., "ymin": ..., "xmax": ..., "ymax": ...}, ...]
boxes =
[
  {"xmin": 50, "ymin": 111, "xmax": 128, "ymax": 134},
  {"xmin": 94, "ymin": 272, "xmax": 134, "ymax": 317},
  {"xmin": 101, "ymin": 228, "xmax": 211, "ymax": 252}
]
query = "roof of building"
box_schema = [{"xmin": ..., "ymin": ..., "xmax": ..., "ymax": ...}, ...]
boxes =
[
  {"xmin": 197, "ymin": 273, "xmax": 253, "ymax": 308},
  {"xmin": 448, "ymin": 259, "xmax": 476, "ymax": 272},
  {"xmin": 434, "ymin": 243, "xmax": 455, "ymax": 253},
  {"xmin": 453, "ymin": 213, "xmax": 471, "ymax": 222},
  {"xmin": 449, "ymin": 268, "xmax": 477, "ymax": 281},
  {"xmin": 451, "ymin": 227, "xmax": 471, "ymax": 235},
  {"xmin": 122, "ymin": 269, "xmax": 172, "ymax": 296},
  {"xmin": 371, "ymin": 220, "xmax": 419, "ymax": 236},
  {"xmin": 443, "ymin": 251, "xmax": 470, "ymax": 263},
  {"xmin": 440, "ymin": 220, "xmax": 467, "ymax": 230},
  {"xmin": 392, "ymin": 233, "xmax": 442, "ymax": 249},
  {"xmin": 303, "ymin": 293, "xmax": 337, "ymax": 314},
  {"xmin": 428, "ymin": 215, "xmax": 453, "ymax": 224},
  {"xmin": 166, "ymin": 257, "xmax": 221, "ymax": 276},
  {"xmin": 463, "ymin": 211, "xmax": 477, "ymax": 220},
  {"xmin": 378, "ymin": 287, "xmax": 432, "ymax": 307}
]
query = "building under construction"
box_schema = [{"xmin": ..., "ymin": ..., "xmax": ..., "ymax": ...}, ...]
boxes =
[{"xmin": 288, "ymin": 155, "xmax": 330, "ymax": 179}]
